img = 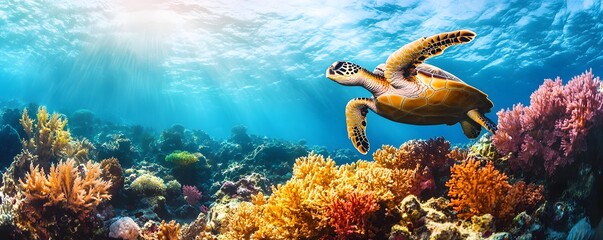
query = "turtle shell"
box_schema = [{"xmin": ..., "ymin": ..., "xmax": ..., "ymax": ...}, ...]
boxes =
[{"xmin": 375, "ymin": 64, "xmax": 493, "ymax": 125}]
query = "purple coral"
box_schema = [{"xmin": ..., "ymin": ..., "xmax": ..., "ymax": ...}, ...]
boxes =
[
  {"xmin": 182, "ymin": 185, "xmax": 202, "ymax": 206},
  {"xmin": 493, "ymin": 70, "xmax": 603, "ymax": 175}
]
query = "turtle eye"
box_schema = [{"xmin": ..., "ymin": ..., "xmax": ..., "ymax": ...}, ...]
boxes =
[{"xmin": 333, "ymin": 61, "xmax": 344, "ymax": 71}]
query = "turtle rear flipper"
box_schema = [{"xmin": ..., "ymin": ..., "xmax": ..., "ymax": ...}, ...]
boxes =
[
  {"xmin": 467, "ymin": 109, "xmax": 497, "ymax": 134},
  {"xmin": 345, "ymin": 98, "xmax": 375, "ymax": 154},
  {"xmin": 385, "ymin": 30, "xmax": 476, "ymax": 86},
  {"xmin": 460, "ymin": 119, "xmax": 481, "ymax": 139}
]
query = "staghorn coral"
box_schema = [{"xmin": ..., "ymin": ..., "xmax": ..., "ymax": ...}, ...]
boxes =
[
  {"xmin": 493, "ymin": 70, "xmax": 603, "ymax": 175},
  {"xmin": 20, "ymin": 106, "xmax": 72, "ymax": 165},
  {"xmin": 218, "ymin": 201, "xmax": 263, "ymax": 240},
  {"xmin": 19, "ymin": 158, "xmax": 112, "ymax": 215},
  {"xmin": 16, "ymin": 158, "xmax": 112, "ymax": 239},
  {"xmin": 446, "ymin": 158, "xmax": 510, "ymax": 219}
]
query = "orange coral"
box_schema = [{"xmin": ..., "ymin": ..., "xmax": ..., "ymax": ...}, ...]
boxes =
[
  {"xmin": 156, "ymin": 220, "xmax": 181, "ymax": 240},
  {"xmin": 16, "ymin": 158, "xmax": 112, "ymax": 239},
  {"xmin": 19, "ymin": 158, "xmax": 112, "ymax": 215},
  {"xmin": 446, "ymin": 158, "xmax": 510, "ymax": 219}
]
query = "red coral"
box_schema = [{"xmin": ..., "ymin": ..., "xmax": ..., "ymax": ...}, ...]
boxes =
[
  {"xmin": 326, "ymin": 192, "xmax": 379, "ymax": 239},
  {"xmin": 493, "ymin": 70, "xmax": 603, "ymax": 175},
  {"xmin": 498, "ymin": 181, "xmax": 544, "ymax": 225}
]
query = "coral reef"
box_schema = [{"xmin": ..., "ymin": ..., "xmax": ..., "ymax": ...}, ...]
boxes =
[
  {"xmin": 493, "ymin": 70, "xmax": 603, "ymax": 176},
  {"xmin": 98, "ymin": 134, "xmax": 140, "ymax": 168},
  {"xmin": 0, "ymin": 96, "xmax": 600, "ymax": 239},
  {"xmin": 390, "ymin": 195, "xmax": 484, "ymax": 239}
]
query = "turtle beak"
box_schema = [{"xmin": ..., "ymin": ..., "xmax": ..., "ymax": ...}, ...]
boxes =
[{"xmin": 326, "ymin": 61, "xmax": 342, "ymax": 79}]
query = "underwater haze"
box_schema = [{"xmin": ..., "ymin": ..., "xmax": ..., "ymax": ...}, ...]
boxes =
[{"xmin": 1, "ymin": 0, "xmax": 602, "ymax": 151}]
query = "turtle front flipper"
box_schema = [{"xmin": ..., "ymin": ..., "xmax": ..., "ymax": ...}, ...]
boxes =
[
  {"xmin": 460, "ymin": 119, "xmax": 482, "ymax": 139},
  {"xmin": 345, "ymin": 98, "xmax": 376, "ymax": 154},
  {"xmin": 384, "ymin": 30, "xmax": 476, "ymax": 86},
  {"xmin": 466, "ymin": 109, "xmax": 497, "ymax": 134}
]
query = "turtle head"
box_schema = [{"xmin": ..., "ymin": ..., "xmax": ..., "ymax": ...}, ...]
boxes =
[
  {"xmin": 326, "ymin": 61, "xmax": 363, "ymax": 86},
  {"xmin": 373, "ymin": 63, "xmax": 386, "ymax": 77}
]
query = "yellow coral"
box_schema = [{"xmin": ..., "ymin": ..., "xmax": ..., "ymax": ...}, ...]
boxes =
[
  {"xmin": 219, "ymin": 151, "xmax": 420, "ymax": 239},
  {"xmin": 20, "ymin": 106, "xmax": 93, "ymax": 168},
  {"xmin": 21, "ymin": 107, "xmax": 72, "ymax": 164},
  {"xmin": 218, "ymin": 202, "xmax": 262, "ymax": 240}
]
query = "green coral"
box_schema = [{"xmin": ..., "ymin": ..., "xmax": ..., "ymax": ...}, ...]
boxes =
[
  {"xmin": 130, "ymin": 174, "xmax": 166, "ymax": 196},
  {"xmin": 165, "ymin": 151, "xmax": 201, "ymax": 166}
]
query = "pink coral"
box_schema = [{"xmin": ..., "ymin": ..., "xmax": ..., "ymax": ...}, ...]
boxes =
[
  {"xmin": 493, "ymin": 70, "xmax": 603, "ymax": 175},
  {"xmin": 182, "ymin": 185, "xmax": 202, "ymax": 206}
]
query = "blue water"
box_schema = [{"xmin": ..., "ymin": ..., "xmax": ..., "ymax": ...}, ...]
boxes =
[{"xmin": 0, "ymin": 0, "xmax": 601, "ymax": 153}]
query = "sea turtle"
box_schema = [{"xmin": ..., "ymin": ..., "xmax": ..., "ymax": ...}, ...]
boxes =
[{"xmin": 326, "ymin": 29, "xmax": 496, "ymax": 154}]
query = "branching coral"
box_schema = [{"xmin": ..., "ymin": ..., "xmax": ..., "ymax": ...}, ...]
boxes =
[
  {"xmin": 219, "ymin": 202, "xmax": 262, "ymax": 240},
  {"xmin": 182, "ymin": 185, "xmax": 202, "ymax": 206},
  {"xmin": 497, "ymin": 181, "xmax": 544, "ymax": 225},
  {"xmin": 446, "ymin": 158, "xmax": 544, "ymax": 225},
  {"xmin": 325, "ymin": 191, "xmax": 379, "ymax": 239},
  {"xmin": 16, "ymin": 158, "xmax": 112, "ymax": 239},
  {"xmin": 19, "ymin": 158, "xmax": 112, "ymax": 215},
  {"xmin": 156, "ymin": 220, "xmax": 181, "ymax": 240},
  {"xmin": 493, "ymin": 70, "xmax": 603, "ymax": 175},
  {"xmin": 446, "ymin": 158, "xmax": 510, "ymax": 219},
  {"xmin": 20, "ymin": 106, "xmax": 72, "ymax": 164}
]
